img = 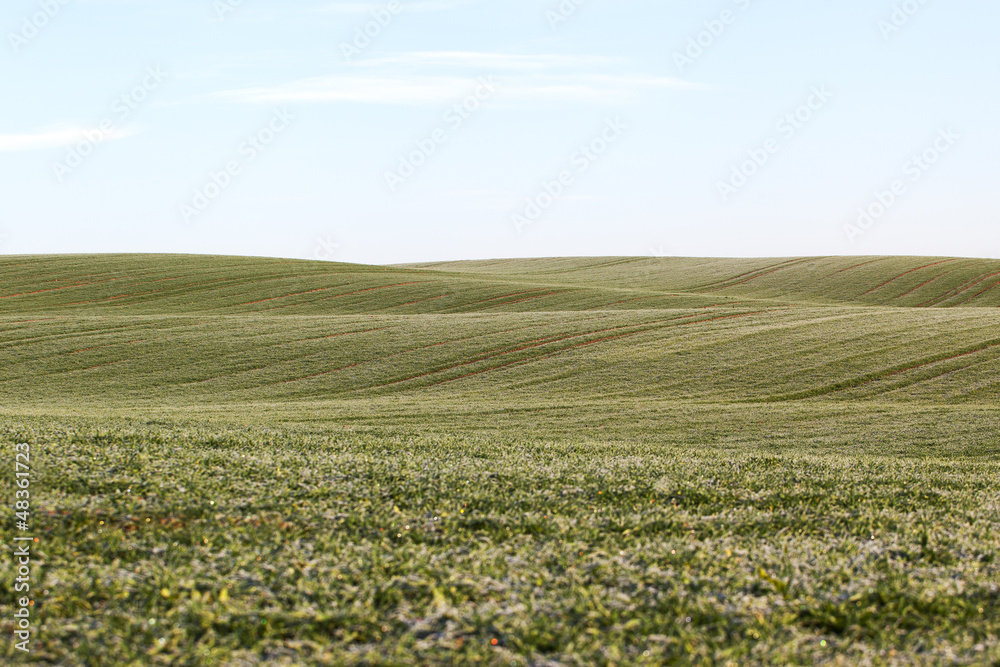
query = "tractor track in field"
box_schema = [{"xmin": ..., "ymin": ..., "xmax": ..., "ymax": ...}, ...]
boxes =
[
  {"xmin": 61, "ymin": 277, "xmax": 271, "ymax": 307},
  {"xmin": 261, "ymin": 316, "xmax": 680, "ymax": 392},
  {"xmin": 273, "ymin": 323, "xmax": 639, "ymax": 391},
  {"xmin": 0, "ymin": 321, "xmax": 155, "ymax": 350},
  {"xmin": 696, "ymin": 259, "xmax": 815, "ymax": 293},
  {"xmin": 259, "ymin": 310, "xmax": 765, "ymax": 394},
  {"xmin": 57, "ymin": 275, "xmax": 301, "ymax": 309},
  {"xmin": 362, "ymin": 322, "xmax": 679, "ymax": 392},
  {"xmin": 435, "ymin": 288, "xmax": 555, "ymax": 313},
  {"xmin": 762, "ymin": 337, "xmax": 1000, "ymax": 402},
  {"xmin": 474, "ymin": 290, "xmax": 572, "ymax": 310},
  {"xmin": 894, "ymin": 270, "xmax": 958, "ymax": 301},
  {"xmin": 861, "ymin": 259, "xmax": 958, "ymax": 296},
  {"xmin": 0, "ymin": 272, "xmax": 239, "ymax": 305},
  {"xmin": 831, "ymin": 257, "xmax": 890, "ymax": 274},
  {"xmin": 487, "ymin": 257, "xmax": 649, "ymax": 277},
  {"xmin": 239, "ymin": 316, "xmax": 619, "ymax": 389},
  {"xmin": 419, "ymin": 329, "xmax": 661, "ymax": 388},
  {"xmin": 950, "ymin": 272, "xmax": 1000, "ymax": 306},
  {"xmin": 689, "ymin": 260, "xmax": 797, "ymax": 292},
  {"xmin": 169, "ymin": 327, "xmax": 397, "ymax": 387},
  {"xmin": 416, "ymin": 310, "xmax": 764, "ymax": 389},
  {"xmin": 226, "ymin": 282, "xmax": 429, "ymax": 309},
  {"xmin": 0, "ymin": 283, "xmax": 93, "ymax": 300},
  {"xmin": 918, "ymin": 270, "xmax": 1000, "ymax": 307},
  {"xmin": 0, "ymin": 273, "xmax": 145, "ymax": 300},
  {"xmin": 432, "ymin": 287, "xmax": 601, "ymax": 314},
  {"xmin": 217, "ymin": 283, "xmax": 370, "ymax": 314},
  {"xmin": 385, "ymin": 294, "xmax": 449, "ymax": 310},
  {"xmin": 0, "ymin": 318, "xmax": 57, "ymax": 326},
  {"xmin": 851, "ymin": 352, "xmax": 1000, "ymax": 400},
  {"xmin": 0, "ymin": 319, "xmax": 223, "ymax": 366},
  {"xmin": 585, "ymin": 295, "xmax": 658, "ymax": 310},
  {"xmin": 0, "ymin": 357, "xmax": 133, "ymax": 384},
  {"xmin": 0, "ymin": 339, "xmax": 149, "ymax": 382},
  {"xmin": 351, "ymin": 310, "xmax": 762, "ymax": 394}
]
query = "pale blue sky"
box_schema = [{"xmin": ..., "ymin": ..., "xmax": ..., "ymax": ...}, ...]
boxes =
[{"xmin": 2, "ymin": 0, "xmax": 998, "ymax": 264}]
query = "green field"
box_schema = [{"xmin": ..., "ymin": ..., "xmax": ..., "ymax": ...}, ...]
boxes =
[{"xmin": 2, "ymin": 254, "xmax": 999, "ymax": 665}]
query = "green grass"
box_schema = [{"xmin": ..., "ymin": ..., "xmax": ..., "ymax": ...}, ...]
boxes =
[
  {"xmin": 1, "ymin": 254, "xmax": 999, "ymax": 665},
  {"xmin": 3, "ymin": 254, "xmax": 1000, "ymax": 315}
]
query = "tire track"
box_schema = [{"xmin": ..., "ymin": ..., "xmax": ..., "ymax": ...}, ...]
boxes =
[
  {"xmin": 476, "ymin": 290, "xmax": 569, "ymax": 310},
  {"xmin": 254, "ymin": 316, "xmax": 616, "ymax": 389},
  {"xmin": 170, "ymin": 327, "xmax": 394, "ymax": 387},
  {"xmin": 949, "ymin": 272, "xmax": 1000, "ymax": 306},
  {"xmin": 861, "ymin": 259, "xmax": 957, "ymax": 296},
  {"xmin": 224, "ymin": 281, "xmax": 431, "ymax": 312},
  {"xmin": 701, "ymin": 259, "xmax": 815, "ymax": 293},
  {"xmin": 307, "ymin": 318, "xmax": 680, "ymax": 393},
  {"xmin": 762, "ymin": 337, "xmax": 1000, "ymax": 402},
  {"xmin": 445, "ymin": 289, "xmax": 551, "ymax": 312},
  {"xmin": 417, "ymin": 311, "xmax": 761, "ymax": 389},
  {"xmin": 917, "ymin": 270, "xmax": 1000, "ymax": 308},
  {"xmin": 854, "ymin": 351, "xmax": 1000, "ymax": 400},
  {"xmin": 689, "ymin": 259, "xmax": 807, "ymax": 292},
  {"xmin": 894, "ymin": 270, "xmax": 957, "ymax": 301},
  {"xmin": 358, "ymin": 310, "xmax": 760, "ymax": 393},
  {"xmin": 831, "ymin": 257, "xmax": 888, "ymax": 274},
  {"xmin": 0, "ymin": 283, "xmax": 92, "ymax": 300}
]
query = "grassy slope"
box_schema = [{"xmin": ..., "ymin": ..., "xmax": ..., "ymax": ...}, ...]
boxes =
[
  {"xmin": 2, "ymin": 308, "xmax": 999, "ymax": 409},
  {"xmin": 3, "ymin": 254, "xmax": 1000, "ymax": 314},
  {"xmin": 406, "ymin": 255, "xmax": 1000, "ymax": 308},
  {"xmin": 2, "ymin": 254, "xmax": 1000, "ymax": 666},
  {"xmin": 1, "ymin": 255, "xmax": 998, "ymax": 410},
  {"xmin": 0, "ymin": 254, "xmax": 729, "ymax": 315}
]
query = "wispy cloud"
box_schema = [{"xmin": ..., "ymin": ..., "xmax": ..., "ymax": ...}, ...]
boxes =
[
  {"xmin": 0, "ymin": 126, "xmax": 139, "ymax": 153},
  {"xmin": 317, "ymin": 0, "xmax": 482, "ymax": 14},
  {"xmin": 357, "ymin": 52, "xmax": 626, "ymax": 70},
  {"xmin": 212, "ymin": 51, "xmax": 705, "ymax": 106},
  {"xmin": 216, "ymin": 74, "xmax": 480, "ymax": 105}
]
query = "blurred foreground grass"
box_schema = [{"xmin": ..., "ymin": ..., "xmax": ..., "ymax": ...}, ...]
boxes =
[{"xmin": 2, "ymin": 411, "xmax": 999, "ymax": 666}]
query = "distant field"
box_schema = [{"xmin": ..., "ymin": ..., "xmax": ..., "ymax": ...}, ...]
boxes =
[
  {"xmin": 3, "ymin": 254, "xmax": 1000, "ymax": 314},
  {"xmin": 2, "ymin": 255, "xmax": 999, "ymax": 665}
]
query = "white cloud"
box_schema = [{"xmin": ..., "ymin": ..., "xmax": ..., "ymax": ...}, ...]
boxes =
[
  {"xmin": 316, "ymin": 2, "xmax": 392, "ymax": 13},
  {"xmin": 212, "ymin": 51, "xmax": 705, "ymax": 106},
  {"xmin": 357, "ymin": 51, "xmax": 626, "ymax": 70},
  {"xmin": 317, "ymin": 0, "xmax": 481, "ymax": 14},
  {"xmin": 0, "ymin": 126, "xmax": 139, "ymax": 153},
  {"xmin": 215, "ymin": 74, "xmax": 478, "ymax": 105}
]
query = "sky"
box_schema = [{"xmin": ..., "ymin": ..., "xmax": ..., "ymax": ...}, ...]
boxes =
[{"xmin": 1, "ymin": 0, "xmax": 998, "ymax": 265}]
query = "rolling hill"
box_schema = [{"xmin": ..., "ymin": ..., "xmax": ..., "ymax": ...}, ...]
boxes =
[
  {"xmin": 2, "ymin": 254, "xmax": 999, "ymax": 315},
  {"xmin": 1, "ymin": 254, "xmax": 998, "ymax": 412}
]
